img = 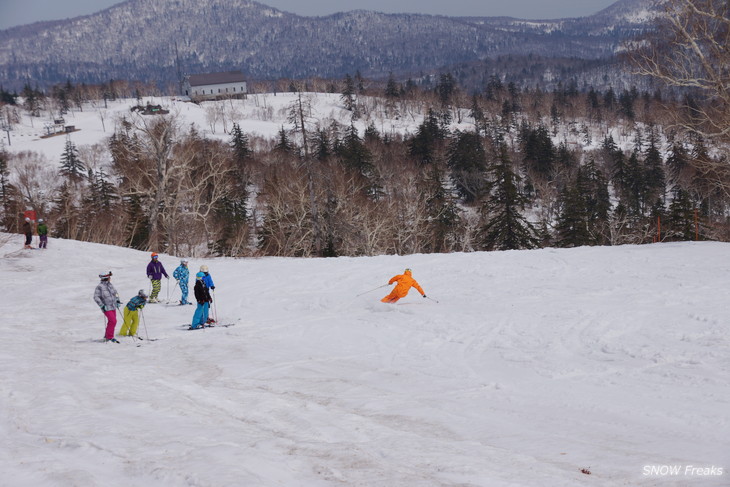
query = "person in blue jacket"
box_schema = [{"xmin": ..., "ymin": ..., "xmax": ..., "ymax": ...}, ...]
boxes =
[
  {"xmin": 146, "ymin": 252, "xmax": 169, "ymax": 303},
  {"xmin": 199, "ymin": 264, "xmax": 216, "ymax": 323},
  {"xmin": 173, "ymin": 259, "xmax": 191, "ymax": 305},
  {"xmin": 200, "ymin": 265, "xmax": 215, "ymax": 290},
  {"xmin": 191, "ymin": 272, "xmax": 212, "ymax": 329}
]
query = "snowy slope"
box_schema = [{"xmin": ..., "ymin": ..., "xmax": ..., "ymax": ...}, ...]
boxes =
[{"xmin": 1, "ymin": 234, "xmax": 728, "ymax": 486}]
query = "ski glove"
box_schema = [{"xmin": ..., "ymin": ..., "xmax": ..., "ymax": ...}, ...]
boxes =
[
  {"xmin": 423, "ymin": 295, "xmax": 427, "ymax": 298},
  {"xmin": 211, "ymin": 286, "xmax": 215, "ymax": 290}
]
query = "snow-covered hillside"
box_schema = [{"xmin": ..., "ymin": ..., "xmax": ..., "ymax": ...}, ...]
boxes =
[
  {"xmin": 1, "ymin": 234, "xmax": 727, "ymax": 486},
  {"xmin": 4, "ymin": 92, "xmax": 632, "ymax": 168},
  {"xmin": 4, "ymin": 93, "xmax": 446, "ymax": 163}
]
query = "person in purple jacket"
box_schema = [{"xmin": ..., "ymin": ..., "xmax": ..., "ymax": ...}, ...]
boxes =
[{"xmin": 146, "ymin": 252, "xmax": 169, "ymax": 303}]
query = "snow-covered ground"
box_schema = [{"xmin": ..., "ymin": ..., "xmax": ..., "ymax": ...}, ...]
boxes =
[
  {"xmin": 1, "ymin": 234, "xmax": 727, "ymax": 486},
  {"xmin": 3, "ymin": 92, "xmax": 621, "ymax": 166},
  {"xmin": 3, "ymin": 93, "xmax": 436, "ymax": 163}
]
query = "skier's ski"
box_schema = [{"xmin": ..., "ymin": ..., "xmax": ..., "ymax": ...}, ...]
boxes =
[{"xmin": 183, "ymin": 323, "xmax": 236, "ymax": 330}]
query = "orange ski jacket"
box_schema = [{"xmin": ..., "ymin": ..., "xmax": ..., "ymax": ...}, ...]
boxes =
[{"xmin": 381, "ymin": 269, "xmax": 425, "ymax": 303}]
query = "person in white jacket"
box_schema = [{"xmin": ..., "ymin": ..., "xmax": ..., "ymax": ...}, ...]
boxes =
[{"xmin": 94, "ymin": 271, "xmax": 121, "ymax": 343}]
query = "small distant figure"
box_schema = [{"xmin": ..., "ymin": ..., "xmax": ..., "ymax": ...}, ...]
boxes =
[
  {"xmin": 37, "ymin": 218, "xmax": 49, "ymax": 249},
  {"xmin": 146, "ymin": 252, "xmax": 169, "ymax": 303},
  {"xmin": 191, "ymin": 271, "xmax": 212, "ymax": 329},
  {"xmin": 93, "ymin": 271, "xmax": 121, "ymax": 343},
  {"xmin": 22, "ymin": 217, "xmax": 33, "ymax": 249},
  {"xmin": 381, "ymin": 268, "xmax": 426, "ymax": 304},
  {"xmin": 118, "ymin": 289, "xmax": 148, "ymax": 338},
  {"xmin": 173, "ymin": 259, "xmax": 191, "ymax": 305}
]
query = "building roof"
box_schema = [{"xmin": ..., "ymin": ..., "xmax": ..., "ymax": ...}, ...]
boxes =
[{"xmin": 187, "ymin": 71, "xmax": 246, "ymax": 87}]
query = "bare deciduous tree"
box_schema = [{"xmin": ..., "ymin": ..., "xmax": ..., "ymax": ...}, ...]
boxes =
[{"xmin": 630, "ymin": 0, "xmax": 730, "ymax": 191}]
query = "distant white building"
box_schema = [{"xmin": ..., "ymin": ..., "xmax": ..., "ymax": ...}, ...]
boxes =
[{"xmin": 182, "ymin": 71, "xmax": 247, "ymax": 99}]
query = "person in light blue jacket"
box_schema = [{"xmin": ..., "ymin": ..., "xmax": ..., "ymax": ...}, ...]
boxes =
[
  {"xmin": 198, "ymin": 265, "xmax": 216, "ymax": 323},
  {"xmin": 173, "ymin": 259, "xmax": 191, "ymax": 305}
]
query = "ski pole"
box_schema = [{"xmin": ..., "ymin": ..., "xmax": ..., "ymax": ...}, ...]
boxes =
[
  {"xmin": 356, "ymin": 284, "xmax": 389, "ymax": 297},
  {"xmin": 426, "ymin": 296, "xmax": 439, "ymax": 304},
  {"xmin": 140, "ymin": 308, "xmax": 150, "ymax": 341},
  {"xmin": 168, "ymin": 279, "xmax": 179, "ymax": 304},
  {"xmin": 212, "ymin": 290, "xmax": 219, "ymax": 323},
  {"xmin": 166, "ymin": 277, "xmax": 170, "ymax": 303}
]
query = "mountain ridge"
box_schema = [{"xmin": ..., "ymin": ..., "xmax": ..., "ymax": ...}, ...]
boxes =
[{"xmin": 0, "ymin": 0, "xmax": 662, "ymax": 89}]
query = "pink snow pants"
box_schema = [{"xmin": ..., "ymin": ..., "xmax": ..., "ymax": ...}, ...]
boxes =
[{"xmin": 103, "ymin": 309, "xmax": 117, "ymax": 340}]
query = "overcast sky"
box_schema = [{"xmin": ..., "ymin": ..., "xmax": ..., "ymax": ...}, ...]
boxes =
[{"xmin": 0, "ymin": 0, "xmax": 619, "ymax": 30}]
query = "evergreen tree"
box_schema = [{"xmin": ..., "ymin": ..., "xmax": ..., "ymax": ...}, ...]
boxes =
[
  {"xmin": 22, "ymin": 83, "xmax": 42, "ymax": 116},
  {"xmin": 521, "ymin": 124, "xmax": 555, "ymax": 181},
  {"xmin": 220, "ymin": 125, "xmax": 251, "ymax": 253},
  {"xmin": 603, "ymin": 135, "xmax": 628, "ymax": 195},
  {"xmin": 408, "ymin": 109, "xmax": 447, "ymax": 165},
  {"xmin": 581, "ymin": 158, "xmax": 611, "ymax": 244},
  {"xmin": 436, "ymin": 73, "xmax": 456, "ymax": 105},
  {"xmin": 52, "ymin": 82, "xmax": 70, "ymax": 114},
  {"xmin": 422, "ymin": 162, "xmax": 462, "ymax": 253},
  {"xmin": 587, "ymin": 87, "xmax": 600, "ymax": 110},
  {"xmin": 469, "ymin": 94, "xmax": 485, "ymax": 126},
  {"xmin": 364, "ymin": 122, "xmax": 380, "ymax": 143},
  {"xmin": 341, "ymin": 74, "xmax": 356, "ymax": 111},
  {"xmin": 274, "ymin": 126, "xmax": 296, "ymax": 155},
  {"xmin": 624, "ymin": 149, "xmax": 645, "ymax": 216},
  {"xmin": 618, "ymin": 89, "xmax": 636, "ymax": 119},
  {"xmin": 643, "ymin": 132, "xmax": 666, "ymax": 205},
  {"xmin": 0, "ymin": 86, "xmax": 18, "ymax": 105},
  {"xmin": 88, "ymin": 169, "xmax": 118, "ymax": 213},
  {"xmin": 666, "ymin": 141, "xmax": 689, "ymax": 184},
  {"xmin": 313, "ymin": 128, "xmax": 332, "ymax": 161},
  {"xmin": 60, "ymin": 139, "xmax": 85, "ymax": 181},
  {"xmin": 555, "ymin": 183, "xmax": 590, "ymax": 247},
  {"xmin": 479, "ymin": 143, "xmax": 538, "ymax": 251},
  {"xmin": 603, "ymin": 87, "xmax": 616, "ymax": 109},
  {"xmin": 385, "ymin": 73, "xmax": 400, "ymax": 98},
  {"xmin": 229, "ymin": 123, "xmax": 252, "ymax": 165},
  {"xmin": 446, "ymin": 130, "xmax": 487, "ymax": 203},
  {"xmin": 667, "ymin": 187, "xmax": 695, "ymax": 241}
]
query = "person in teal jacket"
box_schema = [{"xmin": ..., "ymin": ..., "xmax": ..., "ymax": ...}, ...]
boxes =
[
  {"xmin": 173, "ymin": 259, "xmax": 191, "ymax": 305},
  {"xmin": 119, "ymin": 290, "xmax": 148, "ymax": 337}
]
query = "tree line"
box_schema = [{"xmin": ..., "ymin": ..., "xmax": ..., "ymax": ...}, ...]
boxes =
[{"xmin": 1, "ymin": 67, "xmax": 728, "ymax": 257}]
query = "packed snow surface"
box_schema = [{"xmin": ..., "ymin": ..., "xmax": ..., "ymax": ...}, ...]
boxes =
[{"xmin": 1, "ymin": 235, "xmax": 728, "ymax": 486}]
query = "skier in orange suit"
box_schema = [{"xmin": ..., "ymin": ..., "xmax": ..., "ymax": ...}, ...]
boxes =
[{"xmin": 381, "ymin": 268, "xmax": 426, "ymax": 303}]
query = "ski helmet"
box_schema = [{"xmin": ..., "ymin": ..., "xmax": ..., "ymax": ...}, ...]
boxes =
[
  {"xmin": 181, "ymin": 259, "xmax": 188, "ymax": 265},
  {"xmin": 405, "ymin": 268, "xmax": 412, "ymax": 273},
  {"xmin": 196, "ymin": 272, "xmax": 205, "ymax": 279},
  {"xmin": 151, "ymin": 252, "xmax": 158, "ymax": 259},
  {"xmin": 200, "ymin": 265, "xmax": 208, "ymax": 272},
  {"xmin": 38, "ymin": 218, "xmax": 44, "ymax": 223},
  {"xmin": 25, "ymin": 217, "xmax": 30, "ymax": 222},
  {"xmin": 99, "ymin": 271, "xmax": 113, "ymax": 280},
  {"xmin": 138, "ymin": 289, "xmax": 148, "ymax": 298}
]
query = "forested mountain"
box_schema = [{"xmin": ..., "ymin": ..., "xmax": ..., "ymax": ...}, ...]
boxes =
[{"xmin": 0, "ymin": 0, "xmax": 662, "ymax": 89}]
